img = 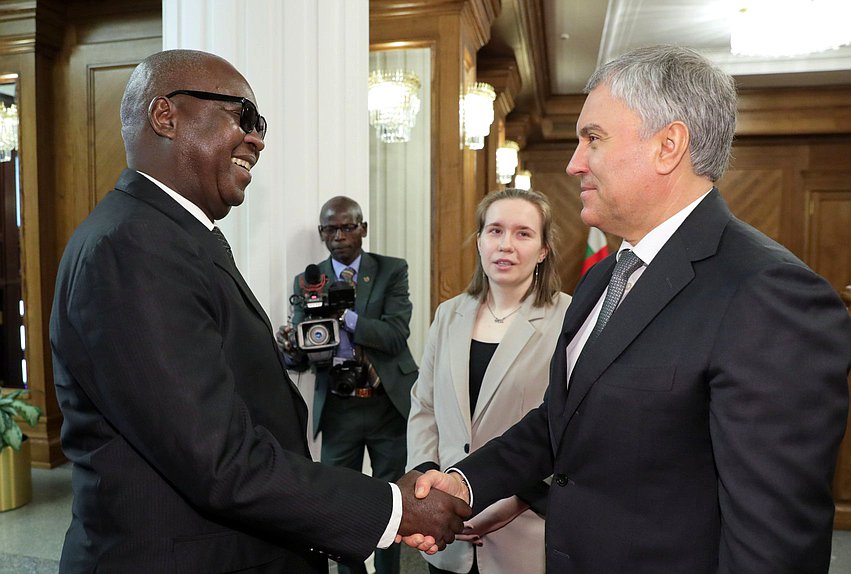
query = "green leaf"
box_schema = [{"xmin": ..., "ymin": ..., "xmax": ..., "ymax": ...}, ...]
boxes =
[
  {"xmin": 0, "ymin": 389, "xmax": 25, "ymax": 404},
  {"xmin": 11, "ymin": 400, "xmax": 40, "ymax": 427},
  {"xmin": 2, "ymin": 423, "xmax": 22, "ymax": 450}
]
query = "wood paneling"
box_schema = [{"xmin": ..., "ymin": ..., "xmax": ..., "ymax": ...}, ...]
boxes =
[{"xmin": 0, "ymin": 0, "xmax": 160, "ymax": 467}]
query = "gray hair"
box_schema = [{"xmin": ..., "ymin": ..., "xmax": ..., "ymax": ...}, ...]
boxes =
[{"xmin": 585, "ymin": 45, "xmax": 737, "ymax": 182}]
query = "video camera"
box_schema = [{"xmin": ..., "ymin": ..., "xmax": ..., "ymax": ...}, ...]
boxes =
[{"xmin": 288, "ymin": 264, "xmax": 355, "ymax": 365}]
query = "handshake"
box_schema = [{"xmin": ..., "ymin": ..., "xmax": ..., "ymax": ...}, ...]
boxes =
[{"xmin": 395, "ymin": 469, "xmax": 473, "ymax": 554}]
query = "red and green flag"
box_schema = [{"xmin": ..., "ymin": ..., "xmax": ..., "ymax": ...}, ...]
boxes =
[{"xmin": 581, "ymin": 227, "xmax": 609, "ymax": 276}]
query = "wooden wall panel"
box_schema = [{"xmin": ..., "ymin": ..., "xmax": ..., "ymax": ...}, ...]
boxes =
[
  {"xmin": 90, "ymin": 64, "xmax": 141, "ymax": 206},
  {"xmin": 803, "ymin": 174, "xmax": 851, "ymax": 295},
  {"xmin": 55, "ymin": 27, "xmax": 160, "ymax": 255},
  {"xmin": 716, "ymin": 169, "xmax": 784, "ymax": 243},
  {"xmin": 0, "ymin": 0, "xmax": 161, "ymax": 467}
]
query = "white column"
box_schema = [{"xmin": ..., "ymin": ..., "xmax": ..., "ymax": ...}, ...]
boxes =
[{"xmin": 163, "ymin": 0, "xmax": 369, "ymax": 329}]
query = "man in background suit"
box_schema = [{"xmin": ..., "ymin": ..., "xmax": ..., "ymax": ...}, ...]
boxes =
[
  {"xmin": 411, "ymin": 45, "xmax": 851, "ymax": 573},
  {"xmin": 278, "ymin": 196, "xmax": 418, "ymax": 574},
  {"xmin": 49, "ymin": 49, "xmax": 468, "ymax": 573}
]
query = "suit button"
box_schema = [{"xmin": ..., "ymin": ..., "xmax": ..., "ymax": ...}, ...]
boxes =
[
  {"xmin": 464, "ymin": 443, "xmax": 470, "ymax": 453},
  {"xmin": 555, "ymin": 473, "xmax": 568, "ymax": 486}
]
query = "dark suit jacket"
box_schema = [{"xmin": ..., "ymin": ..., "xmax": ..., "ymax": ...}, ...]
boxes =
[
  {"xmin": 455, "ymin": 190, "xmax": 851, "ymax": 574},
  {"xmin": 290, "ymin": 254, "xmax": 419, "ymax": 437},
  {"xmin": 50, "ymin": 170, "xmax": 394, "ymax": 573}
]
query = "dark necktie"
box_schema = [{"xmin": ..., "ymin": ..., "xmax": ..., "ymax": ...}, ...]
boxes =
[
  {"xmin": 587, "ymin": 249, "xmax": 644, "ymax": 344},
  {"xmin": 211, "ymin": 227, "xmax": 235, "ymax": 265}
]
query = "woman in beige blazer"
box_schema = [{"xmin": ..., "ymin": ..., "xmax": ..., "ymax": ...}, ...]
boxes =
[{"xmin": 407, "ymin": 188, "xmax": 572, "ymax": 574}]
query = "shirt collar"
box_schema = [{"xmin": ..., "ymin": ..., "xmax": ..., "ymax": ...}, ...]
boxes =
[
  {"xmin": 331, "ymin": 254, "xmax": 362, "ymax": 280},
  {"xmin": 618, "ymin": 188, "xmax": 713, "ymax": 264},
  {"xmin": 137, "ymin": 170, "xmax": 216, "ymax": 231}
]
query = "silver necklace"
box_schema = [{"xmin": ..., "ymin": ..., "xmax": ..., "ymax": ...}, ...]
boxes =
[{"xmin": 485, "ymin": 299, "xmax": 522, "ymax": 324}]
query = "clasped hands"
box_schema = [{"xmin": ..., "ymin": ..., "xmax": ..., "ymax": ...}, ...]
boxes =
[{"xmin": 395, "ymin": 469, "xmax": 472, "ymax": 554}]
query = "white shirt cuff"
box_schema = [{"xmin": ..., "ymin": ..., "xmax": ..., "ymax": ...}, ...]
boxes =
[
  {"xmin": 445, "ymin": 467, "xmax": 473, "ymax": 508},
  {"xmin": 377, "ymin": 482, "xmax": 402, "ymax": 548}
]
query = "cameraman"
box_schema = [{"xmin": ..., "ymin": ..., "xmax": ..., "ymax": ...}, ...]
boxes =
[{"xmin": 277, "ymin": 196, "xmax": 418, "ymax": 574}]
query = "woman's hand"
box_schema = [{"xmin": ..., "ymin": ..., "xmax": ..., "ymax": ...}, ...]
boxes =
[{"xmin": 455, "ymin": 496, "xmax": 529, "ymax": 546}]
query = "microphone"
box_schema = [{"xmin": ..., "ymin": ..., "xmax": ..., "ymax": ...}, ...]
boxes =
[
  {"xmin": 304, "ymin": 264, "xmax": 323, "ymax": 287},
  {"xmin": 300, "ymin": 264, "xmax": 327, "ymax": 309}
]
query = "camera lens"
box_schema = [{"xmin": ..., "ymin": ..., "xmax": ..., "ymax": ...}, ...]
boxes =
[
  {"xmin": 335, "ymin": 379, "xmax": 355, "ymax": 395},
  {"xmin": 306, "ymin": 324, "xmax": 331, "ymax": 346}
]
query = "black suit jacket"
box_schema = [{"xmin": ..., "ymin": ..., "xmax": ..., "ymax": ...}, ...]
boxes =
[
  {"xmin": 455, "ymin": 190, "xmax": 851, "ymax": 574},
  {"xmin": 290, "ymin": 254, "xmax": 418, "ymax": 437},
  {"xmin": 50, "ymin": 170, "xmax": 394, "ymax": 573}
]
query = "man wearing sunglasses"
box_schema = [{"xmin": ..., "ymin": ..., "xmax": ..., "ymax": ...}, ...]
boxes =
[
  {"xmin": 277, "ymin": 195, "xmax": 419, "ymax": 574},
  {"xmin": 50, "ymin": 49, "xmax": 468, "ymax": 573}
]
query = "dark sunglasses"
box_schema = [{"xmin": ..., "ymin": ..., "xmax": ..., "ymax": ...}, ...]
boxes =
[{"xmin": 165, "ymin": 90, "xmax": 267, "ymax": 139}]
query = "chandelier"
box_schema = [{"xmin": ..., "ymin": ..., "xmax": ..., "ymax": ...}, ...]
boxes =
[
  {"xmin": 514, "ymin": 170, "xmax": 531, "ymax": 191},
  {"xmin": 462, "ymin": 82, "xmax": 495, "ymax": 150},
  {"xmin": 0, "ymin": 102, "xmax": 17, "ymax": 162},
  {"xmin": 496, "ymin": 140, "xmax": 519, "ymax": 184},
  {"xmin": 368, "ymin": 70, "xmax": 421, "ymax": 144},
  {"xmin": 731, "ymin": 0, "xmax": 851, "ymax": 57}
]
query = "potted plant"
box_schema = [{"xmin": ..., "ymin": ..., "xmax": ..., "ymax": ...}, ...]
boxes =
[{"xmin": 0, "ymin": 388, "xmax": 42, "ymax": 511}]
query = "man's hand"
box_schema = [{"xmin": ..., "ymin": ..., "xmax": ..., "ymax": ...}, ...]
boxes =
[
  {"xmin": 395, "ymin": 470, "xmax": 472, "ymax": 554},
  {"xmin": 275, "ymin": 325, "xmax": 295, "ymax": 353},
  {"xmin": 413, "ymin": 469, "xmax": 470, "ymax": 503}
]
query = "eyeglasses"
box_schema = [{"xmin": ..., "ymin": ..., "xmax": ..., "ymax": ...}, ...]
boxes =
[
  {"xmin": 318, "ymin": 223, "xmax": 362, "ymax": 237},
  {"xmin": 165, "ymin": 90, "xmax": 267, "ymax": 139}
]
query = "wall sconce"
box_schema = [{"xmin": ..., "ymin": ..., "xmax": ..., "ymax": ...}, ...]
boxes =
[
  {"xmin": 368, "ymin": 70, "xmax": 421, "ymax": 143},
  {"xmin": 514, "ymin": 170, "xmax": 531, "ymax": 191},
  {"xmin": 0, "ymin": 102, "xmax": 18, "ymax": 162},
  {"xmin": 462, "ymin": 82, "xmax": 495, "ymax": 150},
  {"xmin": 731, "ymin": 0, "xmax": 851, "ymax": 57},
  {"xmin": 496, "ymin": 140, "xmax": 519, "ymax": 184}
]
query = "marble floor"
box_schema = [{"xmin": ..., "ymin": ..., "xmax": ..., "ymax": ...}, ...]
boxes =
[{"xmin": 1, "ymin": 465, "xmax": 849, "ymax": 574}]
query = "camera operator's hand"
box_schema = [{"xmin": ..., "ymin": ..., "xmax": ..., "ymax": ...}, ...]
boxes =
[
  {"xmin": 275, "ymin": 325, "xmax": 305, "ymax": 365},
  {"xmin": 275, "ymin": 325, "xmax": 294, "ymax": 352}
]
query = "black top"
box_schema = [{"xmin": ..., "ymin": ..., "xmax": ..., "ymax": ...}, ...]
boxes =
[{"xmin": 469, "ymin": 339, "xmax": 499, "ymax": 416}]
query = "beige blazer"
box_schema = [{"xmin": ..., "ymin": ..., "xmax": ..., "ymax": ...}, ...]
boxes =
[{"xmin": 407, "ymin": 291, "xmax": 571, "ymax": 574}]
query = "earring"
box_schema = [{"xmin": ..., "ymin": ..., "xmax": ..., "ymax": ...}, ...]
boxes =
[{"xmin": 534, "ymin": 263, "xmax": 540, "ymax": 284}]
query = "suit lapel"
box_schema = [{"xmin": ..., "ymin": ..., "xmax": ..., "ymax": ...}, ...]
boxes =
[
  {"xmin": 472, "ymin": 297, "xmax": 540, "ymax": 426},
  {"xmin": 557, "ymin": 190, "xmax": 729, "ymax": 433},
  {"xmin": 449, "ymin": 296, "xmax": 477, "ymax": 432},
  {"xmin": 354, "ymin": 253, "xmax": 377, "ymax": 314},
  {"xmin": 117, "ymin": 170, "xmax": 273, "ymax": 334}
]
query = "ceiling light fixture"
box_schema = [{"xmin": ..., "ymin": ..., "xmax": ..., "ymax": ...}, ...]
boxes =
[
  {"xmin": 731, "ymin": 0, "xmax": 851, "ymax": 57},
  {"xmin": 495, "ymin": 140, "xmax": 520, "ymax": 184},
  {"xmin": 462, "ymin": 82, "xmax": 496, "ymax": 150},
  {"xmin": 514, "ymin": 170, "xmax": 531, "ymax": 191},
  {"xmin": 0, "ymin": 102, "xmax": 17, "ymax": 162},
  {"xmin": 368, "ymin": 70, "xmax": 421, "ymax": 143}
]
